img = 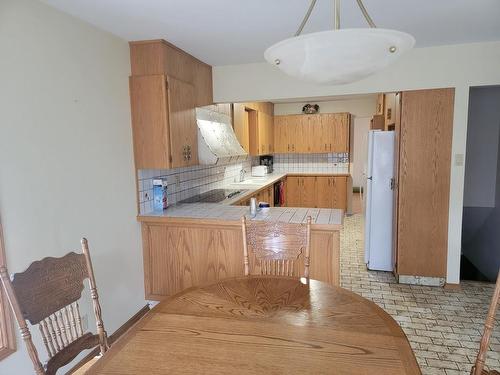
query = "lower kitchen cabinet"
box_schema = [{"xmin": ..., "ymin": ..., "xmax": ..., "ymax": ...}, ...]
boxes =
[
  {"xmin": 234, "ymin": 185, "xmax": 274, "ymax": 206},
  {"xmin": 140, "ymin": 218, "xmax": 340, "ymax": 299},
  {"xmin": 285, "ymin": 175, "xmax": 347, "ymax": 210}
]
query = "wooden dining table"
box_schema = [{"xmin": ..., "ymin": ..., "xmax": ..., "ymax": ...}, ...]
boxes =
[{"xmin": 88, "ymin": 276, "xmax": 421, "ymax": 374}]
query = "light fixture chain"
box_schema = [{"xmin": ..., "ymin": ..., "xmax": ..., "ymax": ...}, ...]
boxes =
[
  {"xmin": 295, "ymin": 0, "xmax": 317, "ymax": 36},
  {"xmin": 355, "ymin": 0, "xmax": 377, "ymax": 28},
  {"xmin": 334, "ymin": 0, "xmax": 340, "ymax": 30}
]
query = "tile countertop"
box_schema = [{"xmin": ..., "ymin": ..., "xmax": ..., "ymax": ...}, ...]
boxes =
[{"xmin": 138, "ymin": 172, "xmax": 349, "ymax": 229}]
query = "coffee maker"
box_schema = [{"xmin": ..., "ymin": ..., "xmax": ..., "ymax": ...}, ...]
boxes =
[{"xmin": 259, "ymin": 155, "xmax": 273, "ymax": 174}]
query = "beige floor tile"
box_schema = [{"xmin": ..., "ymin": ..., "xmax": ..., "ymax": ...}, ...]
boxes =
[{"xmin": 341, "ymin": 214, "xmax": 500, "ymax": 375}]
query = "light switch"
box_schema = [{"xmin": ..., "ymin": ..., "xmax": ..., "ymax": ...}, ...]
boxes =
[{"xmin": 454, "ymin": 153, "xmax": 464, "ymax": 166}]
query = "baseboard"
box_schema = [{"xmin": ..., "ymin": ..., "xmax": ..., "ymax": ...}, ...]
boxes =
[
  {"xmin": 397, "ymin": 275, "xmax": 445, "ymax": 287},
  {"xmin": 68, "ymin": 304, "xmax": 150, "ymax": 373},
  {"xmin": 444, "ymin": 282, "xmax": 461, "ymax": 290}
]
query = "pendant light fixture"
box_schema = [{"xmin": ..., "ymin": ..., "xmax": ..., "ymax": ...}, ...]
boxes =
[{"xmin": 264, "ymin": 0, "xmax": 415, "ymax": 85}]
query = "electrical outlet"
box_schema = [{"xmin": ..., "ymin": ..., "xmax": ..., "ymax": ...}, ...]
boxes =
[{"xmin": 81, "ymin": 314, "xmax": 89, "ymax": 331}]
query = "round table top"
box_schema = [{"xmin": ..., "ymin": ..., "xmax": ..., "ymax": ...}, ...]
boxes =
[{"xmin": 89, "ymin": 276, "xmax": 420, "ymax": 375}]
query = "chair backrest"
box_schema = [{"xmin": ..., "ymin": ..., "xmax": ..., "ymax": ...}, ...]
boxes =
[
  {"xmin": 0, "ymin": 238, "xmax": 108, "ymax": 375},
  {"xmin": 472, "ymin": 269, "xmax": 500, "ymax": 375},
  {"xmin": 241, "ymin": 216, "xmax": 312, "ymax": 277}
]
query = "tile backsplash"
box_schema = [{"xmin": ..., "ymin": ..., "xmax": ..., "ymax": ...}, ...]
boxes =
[
  {"xmin": 138, "ymin": 158, "xmax": 253, "ymax": 214},
  {"xmin": 273, "ymin": 153, "xmax": 349, "ymax": 174},
  {"xmin": 138, "ymin": 153, "xmax": 349, "ymax": 214}
]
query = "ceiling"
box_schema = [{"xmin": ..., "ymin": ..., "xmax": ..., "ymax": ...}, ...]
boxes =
[{"xmin": 41, "ymin": 0, "xmax": 500, "ymax": 66}]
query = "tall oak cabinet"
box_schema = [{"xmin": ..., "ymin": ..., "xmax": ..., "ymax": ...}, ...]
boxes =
[{"xmin": 393, "ymin": 88, "xmax": 455, "ymax": 283}]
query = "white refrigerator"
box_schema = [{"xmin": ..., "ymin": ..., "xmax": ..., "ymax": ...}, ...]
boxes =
[{"xmin": 364, "ymin": 131, "xmax": 395, "ymax": 272}]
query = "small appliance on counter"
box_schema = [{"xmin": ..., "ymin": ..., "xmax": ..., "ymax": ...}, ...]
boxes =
[
  {"xmin": 251, "ymin": 165, "xmax": 268, "ymax": 177},
  {"xmin": 259, "ymin": 155, "xmax": 273, "ymax": 173}
]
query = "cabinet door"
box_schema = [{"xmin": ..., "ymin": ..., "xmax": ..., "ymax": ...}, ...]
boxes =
[
  {"xmin": 287, "ymin": 115, "xmax": 301, "ymax": 153},
  {"xmin": 129, "ymin": 75, "xmax": 171, "ymax": 169},
  {"xmin": 332, "ymin": 177, "xmax": 347, "ymax": 210},
  {"xmin": 331, "ymin": 113, "xmax": 350, "ymax": 153},
  {"xmin": 273, "ymin": 116, "xmax": 285, "ymax": 153},
  {"xmin": 233, "ymin": 103, "xmax": 250, "ymax": 153},
  {"xmin": 167, "ymin": 76, "xmax": 198, "ymax": 167},
  {"xmin": 267, "ymin": 115, "xmax": 274, "ymax": 153},
  {"xmin": 320, "ymin": 114, "xmax": 334, "ymax": 153},
  {"xmin": 309, "ymin": 115, "xmax": 323, "ymax": 153},
  {"xmin": 396, "ymin": 88, "xmax": 454, "ymax": 278},
  {"xmin": 316, "ymin": 177, "xmax": 333, "ymax": 208},
  {"xmin": 301, "ymin": 177, "xmax": 316, "ymax": 207},
  {"xmin": 296, "ymin": 116, "xmax": 311, "ymax": 153},
  {"xmin": 286, "ymin": 177, "xmax": 302, "ymax": 207}
]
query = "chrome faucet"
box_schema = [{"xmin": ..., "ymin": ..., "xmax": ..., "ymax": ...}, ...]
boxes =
[{"xmin": 239, "ymin": 169, "xmax": 246, "ymax": 182}]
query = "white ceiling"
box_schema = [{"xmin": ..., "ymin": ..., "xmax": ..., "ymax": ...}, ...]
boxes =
[{"xmin": 41, "ymin": 0, "xmax": 500, "ymax": 66}]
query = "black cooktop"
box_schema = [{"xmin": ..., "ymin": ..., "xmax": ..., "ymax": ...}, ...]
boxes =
[{"xmin": 180, "ymin": 189, "xmax": 247, "ymax": 203}]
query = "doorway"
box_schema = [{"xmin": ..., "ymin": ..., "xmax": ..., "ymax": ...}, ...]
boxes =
[{"xmin": 461, "ymin": 86, "xmax": 500, "ymax": 282}]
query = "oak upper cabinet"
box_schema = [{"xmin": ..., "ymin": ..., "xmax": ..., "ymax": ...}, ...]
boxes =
[
  {"xmin": 129, "ymin": 40, "xmax": 212, "ymax": 107},
  {"xmin": 394, "ymin": 88, "xmax": 454, "ymax": 280},
  {"xmin": 129, "ymin": 39, "xmax": 213, "ymax": 169},
  {"xmin": 331, "ymin": 113, "xmax": 350, "ymax": 153},
  {"xmin": 243, "ymin": 103, "xmax": 274, "ymax": 156},
  {"xmin": 274, "ymin": 116, "xmax": 289, "ymax": 153},
  {"xmin": 273, "ymin": 113, "xmax": 350, "ymax": 154},
  {"xmin": 130, "ymin": 74, "xmax": 198, "ymax": 169},
  {"xmin": 258, "ymin": 112, "xmax": 274, "ymax": 154}
]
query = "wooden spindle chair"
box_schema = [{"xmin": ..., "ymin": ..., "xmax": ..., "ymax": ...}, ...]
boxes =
[
  {"xmin": 241, "ymin": 216, "xmax": 312, "ymax": 277},
  {"xmin": 0, "ymin": 238, "xmax": 109, "ymax": 375},
  {"xmin": 471, "ymin": 269, "xmax": 500, "ymax": 375}
]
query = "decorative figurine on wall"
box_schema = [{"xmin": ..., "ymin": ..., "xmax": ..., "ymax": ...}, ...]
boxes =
[{"xmin": 302, "ymin": 104, "xmax": 319, "ymax": 114}]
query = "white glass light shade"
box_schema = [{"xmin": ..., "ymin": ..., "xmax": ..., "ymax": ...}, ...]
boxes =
[{"xmin": 264, "ymin": 28, "xmax": 415, "ymax": 84}]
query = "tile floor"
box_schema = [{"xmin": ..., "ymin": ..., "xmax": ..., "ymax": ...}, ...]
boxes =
[{"xmin": 340, "ymin": 214, "xmax": 500, "ymax": 375}]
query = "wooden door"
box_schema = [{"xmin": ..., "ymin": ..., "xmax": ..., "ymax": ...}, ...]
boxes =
[
  {"xmin": 286, "ymin": 177, "xmax": 302, "ymax": 207},
  {"xmin": 396, "ymin": 88, "xmax": 454, "ymax": 278},
  {"xmin": 257, "ymin": 112, "xmax": 269, "ymax": 155},
  {"xmin": 273, "ymin": 116, "xmax": 285, "ymax": 153},
  {"xmin": 301, "ymin": 177, "xmax": 316, "ymax": 207},
  {"xmin": 316, "ymin": 177, "xmax": 333, "ymax": 208},
  {"xmin": 384, "ymin": 93, "xmax": 397, "ymax": 130},
  {"xmin": 129, "ymin": 75, "xmax": 171, "ymax": 169},
  {"xmin": 320, "ymin": 114, "xmax": 334, "ymax": 153},
  {"xmin": 287, "ymin": 115, "xmax": 301, "ymax": 153},
  {"xmin": 267, "ymin": 115, "xmax": 274, "ymax": 154},
  {"xmin": 392, "ymin": 92, "xmax": 402, "ymax": 274},
  {"xmin": 331, "ymin": 113, "xmax": 350, "ymax": 153},
  {"xmin": 233, "ymin": 103, "xmax": 250, "ymax": 153},
  {"xmin": 167, "ymin": 75, "xmax": 198, "ymax": 167},
  {"xmin": 309, "ymin": 115, "xmax": 323, "ymax": 153},
  {"xmin": 332, "ymin": 177, "xmax": 347, "ymax": 210},
  {"xmin": 296, "ymin": 116, "xmax": 311, "ymax": 153}
]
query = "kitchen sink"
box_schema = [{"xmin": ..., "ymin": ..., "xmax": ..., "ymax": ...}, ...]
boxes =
[{"xmin": 234, "ymin": 178, "xmax": 268, "ymax": 185}]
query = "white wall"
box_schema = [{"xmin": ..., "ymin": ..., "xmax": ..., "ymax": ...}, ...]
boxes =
[
  {"xmin": 274, "ymin": 96, "xmax": 377, "ymax": 117},
  {"xmin": 351, "ymin": 118, "xmax": 371, "ymax": 188},
  {"xmin": 213, "ymin": 41, "xmax": 500, "ymax": 285},
  {"xmin": 0, "ymin": 0, "xmax": 144, "ymax": 373}
]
